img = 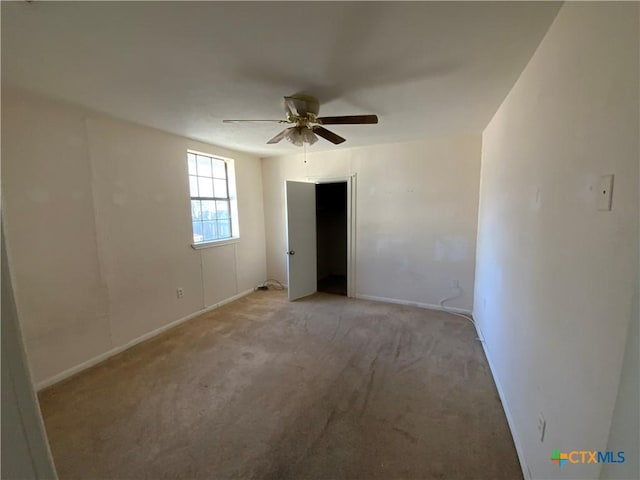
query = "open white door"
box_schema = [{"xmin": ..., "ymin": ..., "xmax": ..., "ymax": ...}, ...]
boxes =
[{"xmin": 285, "ymin": 180, "xmax": 317, "ymax": 300}]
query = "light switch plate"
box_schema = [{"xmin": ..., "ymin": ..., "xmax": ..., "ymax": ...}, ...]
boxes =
[{"xmin": 597, "ymin": 175, "xmax": 614, "ymax": 211}]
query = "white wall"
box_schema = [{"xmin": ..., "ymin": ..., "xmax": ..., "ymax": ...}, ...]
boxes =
[
  {"xmin": 602, "ymin": 283, "xmax": 639, "ymax": 480},
  {"xmin": 602, "ymin": 8, "xmax": 640, "ymax": 469},
  {"xmin": 474, "ymin": 3, "xmax": 638, "ymax": 479},
  {"xmin": 262, "ymin": 134, "xmax": 481, "ymax": 311},
  {"xmin": 1, "ymin": 89, "xmax": 267, "ymax": 386}
]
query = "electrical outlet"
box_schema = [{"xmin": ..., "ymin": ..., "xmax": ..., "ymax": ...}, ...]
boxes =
[
  {"xmin": 450, "ymin": 279, "xmax": 459, "ymax": 289},
  {"xmin": 177, "ymin": 288, "xmax": 184, "ymax": 299},
  {"xmin": 537, "ymin": 413, "xmax": 546, "ymax": 442}
]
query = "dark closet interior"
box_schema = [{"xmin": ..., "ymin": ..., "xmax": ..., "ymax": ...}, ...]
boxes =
[{"xmin": 316, "ymin": 182, "xmax": 347, "ymax": 296}]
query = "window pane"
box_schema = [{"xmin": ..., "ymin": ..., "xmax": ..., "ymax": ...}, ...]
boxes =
[
  {"xmin": 203, "ymin": 221, "xmax": 218, "ymax": 241},
  {"xmin": 212, "ymin": 159, "xmax": 226, "ymax": 179},
  {"xmin": 214, "ymin": 179, "xmax": 227, "ymax": 198},
  {"xmin": 187, "ymin": 152, "xmax": 235, "ymax": 244},
  {"xmin": 200, "ymin": 200, "xmax": 216, "ymax": 220},
  {"xmin": 218, "ymin": 219, "xmax": 231, "ymax": 239},
  {"xmin": 192, "ymin": 222, "xmax": 203, "ymax": 243},
  {"xmin": 189, "ymin": 176, "xmax": 199, "ymax": 197},
  {"xmin": 215, "ymin": 201, "xmax": 230, "ymax": 219},
  {"xmin": 191, "ymin": 200, "xmax": 202, "ymax": 221},
  {"xmin": 198, "ymin": 177, "xmax": 214, "ymax": 197},
  {"xmin": 197, "ymin": 155, "xmax": 212, "ymax": 177},
  {"xmin": 188, "ymin": 153, "xmax": 197, "ymax": 175}
]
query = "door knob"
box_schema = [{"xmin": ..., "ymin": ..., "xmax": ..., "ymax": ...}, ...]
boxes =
[{"xmin": 286, "ymin": 250, "xmax": 295, "ymax": 255}]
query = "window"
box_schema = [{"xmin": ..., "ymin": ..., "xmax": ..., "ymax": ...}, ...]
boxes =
[{"xmin": 188, "ymin": 151, "xmax": 238, "ymax": 245}]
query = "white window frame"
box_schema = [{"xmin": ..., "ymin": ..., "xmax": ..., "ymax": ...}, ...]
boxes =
[{"xmin": 187, "ymin": 149, "xmax": 240, "ymax": 249}]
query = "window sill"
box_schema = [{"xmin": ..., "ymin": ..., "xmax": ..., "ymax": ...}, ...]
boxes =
[{"xmin": 191, "ymin": 237, "xmax": 240, "ymax": 250}]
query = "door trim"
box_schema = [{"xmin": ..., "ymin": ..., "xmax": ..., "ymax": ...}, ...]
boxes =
[{"xmin": 306, "ymin": 174, "xmax": 356, "ymax": 298}]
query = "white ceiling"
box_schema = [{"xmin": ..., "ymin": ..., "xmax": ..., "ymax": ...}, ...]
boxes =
[{"xmin": 2, "ymin": 1, "xmax": 560, "ymax": 157}]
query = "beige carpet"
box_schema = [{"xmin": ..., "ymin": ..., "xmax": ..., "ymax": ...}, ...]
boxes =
[{"xmin": 38, "ymin": 291, "xmax": 522, "ymax": 480}]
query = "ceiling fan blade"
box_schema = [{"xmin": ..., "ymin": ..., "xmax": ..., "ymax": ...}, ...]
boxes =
[
  {"xmin": 313, "ymin": 126, "xmax": 346, "ymax": 145},
  {"xmin": 317, "ymin": 115, "xmax": 378, "ymax": 125},
  {"xmin": 223, "ymin": 119, "xmax": 287, "ymax": 123},
  {"xmin": 267, "ymin": 127, "xmax": 294, "ymax": 144},
  {"xmin": 284, "ymin": 97, "xmax": 299, "ymax": 117}
]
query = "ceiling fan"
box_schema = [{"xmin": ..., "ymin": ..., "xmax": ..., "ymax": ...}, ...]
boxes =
[{"xmin": 222, "ymin": 94, "xmax": 378, "ymax": 146}]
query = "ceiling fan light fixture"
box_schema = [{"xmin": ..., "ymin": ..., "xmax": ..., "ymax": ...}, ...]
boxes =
[
  {"xmin": 285, "ymin": 128, "xmax": 304, "ymax": 146},
  {"xmin": 301, "ymin": 127, "xmax": 318, "ymax": 145},
  {"xmin": 285, "ymin": 127, "xmax": 317, "ymax": 146}
]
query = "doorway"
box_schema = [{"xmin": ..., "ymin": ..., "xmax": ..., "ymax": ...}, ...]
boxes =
[
  {"xmin": 284, "ymin": 176, "xmax": 354, "ymax": 301},
  {"xmin": 315, "ymin": 182, "xmax": 347, "ymax": 296}
]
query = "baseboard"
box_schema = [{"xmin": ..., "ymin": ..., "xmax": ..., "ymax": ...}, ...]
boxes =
[
  {"xmin": 35, "ymin": 288, "xmax": 255, "ymax": 391},
  {"xmin": 354, "ymin": 293, "xmax": 473, "ymax": 315},
  {"xmin": 475, "ymin": 324, "xmax": 531, "ymax": 480}
]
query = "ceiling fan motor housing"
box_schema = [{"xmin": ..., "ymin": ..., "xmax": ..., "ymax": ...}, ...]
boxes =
[{"xmin": 287, "ymin": 94, "xmax": 320, "ymax": 117}]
